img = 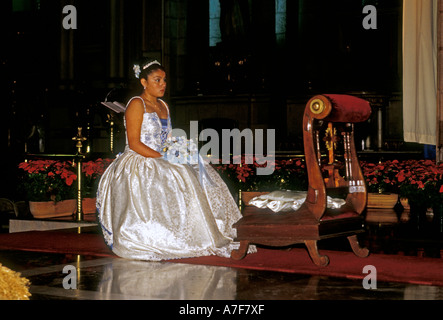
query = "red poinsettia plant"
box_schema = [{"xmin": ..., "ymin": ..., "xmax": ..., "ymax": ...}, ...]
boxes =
[
  {"xmin": 413, "ymin": 161, "xmax": 443, "ymax": 208},
  {"xmin": 81, "ymin": 158, "xmax": 114, "ymax": 197},
  {"xmin": 360, "ymin": 159, "xmax": 443, "ymax": 207},
  {"xmin": 360, "ymin": 160, "xmax": 404, "ymax": 194},
  {"xmin": 211, "ymin": 155, "xmax": 308, "ymax": 192},
  {"xmin": 213, "ymin": 156, "xmax": 443, "ymax": 209},
  {"xmin": 18, "ymin": 158, "xmax": 113, "ymax": 202}
]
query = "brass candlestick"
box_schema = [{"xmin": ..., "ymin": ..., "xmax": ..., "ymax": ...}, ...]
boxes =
[
  {"xmin": 72, "ymin": 127, "xmax": 87, "ymax": 221},
  {"xmin": 106, "ymin": 113, "xmax": 114, "ymax": 153}
]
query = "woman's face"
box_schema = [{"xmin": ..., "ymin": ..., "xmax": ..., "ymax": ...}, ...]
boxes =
[{"xmin": 142, "ymin": 69, "xmax": 167, "ymax": 98}]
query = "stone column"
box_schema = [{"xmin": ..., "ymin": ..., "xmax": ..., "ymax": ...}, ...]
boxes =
[{"xmin": 110, "ymin": 0, "xmax": 125, "ymax": 81}]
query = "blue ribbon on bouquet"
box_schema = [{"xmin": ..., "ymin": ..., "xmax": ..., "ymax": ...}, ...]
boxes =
[
  {"xmin": 162, "ymin": 147, "xmax": 216, "ymax": 187},
  {"xmin": 197, "ymin": 154, "xmax": 216, "ymax": 187}
]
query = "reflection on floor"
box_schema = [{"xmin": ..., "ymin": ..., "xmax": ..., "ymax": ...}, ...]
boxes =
[
  {"xmin": 1, "ymin": 250, "xmax": 442, "ymax": 301},
  {"xmin": 0, "ymin": 208, "xmax": 442, "ymax": 301}
]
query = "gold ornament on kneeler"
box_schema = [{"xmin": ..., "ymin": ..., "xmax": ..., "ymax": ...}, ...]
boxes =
[
  {"xmin": 324, "ymin": 123, "xmax": 339, "ymax": 164},
  {"xmin": 323, "ymin": 123, "xmax": 346, "ymax": 188},
  {"xmin": 310, "ymin": 98, "xmax": 326, "ymax": 115}
]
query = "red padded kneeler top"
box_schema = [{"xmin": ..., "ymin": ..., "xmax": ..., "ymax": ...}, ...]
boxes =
[{"xmin": 323, "ymin": 94, "xmax": 372, "ymax": 123}]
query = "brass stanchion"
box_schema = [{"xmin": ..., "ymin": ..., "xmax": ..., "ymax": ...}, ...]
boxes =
[
  {"xmin": 72, "ymin": 127, "xmax": 86, "ymax": 221},
  {"xmin": 106, "ymin": 113, "xmax": 114, "ymax": 153}
]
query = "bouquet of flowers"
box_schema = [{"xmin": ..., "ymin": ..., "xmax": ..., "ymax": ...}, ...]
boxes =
[{"xmin": 162, "ymin": 136, "xmax": 199, "ymax": 164}]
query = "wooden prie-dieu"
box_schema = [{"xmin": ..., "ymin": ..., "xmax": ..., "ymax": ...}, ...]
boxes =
[{"xmin": 231, "ymin": 94, "xmax": 372, "ymax": 266}]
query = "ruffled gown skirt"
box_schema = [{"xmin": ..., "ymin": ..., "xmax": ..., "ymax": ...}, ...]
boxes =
[{"xmin": 97, "ymin": 150, "xmax": 244, "ymax": 261}]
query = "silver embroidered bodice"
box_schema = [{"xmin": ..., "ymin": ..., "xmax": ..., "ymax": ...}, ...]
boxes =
[{"xmin": 124, "ymin": 97, "xmax": 171, "ymax": 153}]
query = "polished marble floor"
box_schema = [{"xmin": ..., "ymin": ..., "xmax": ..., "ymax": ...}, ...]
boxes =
[
  {"xmin": 0, "ymin": 208, "xmax": 443, "ymax": 302},
  {"xmin": 1, "ymin": 249, "xmax": 443, "ymax": 302}
]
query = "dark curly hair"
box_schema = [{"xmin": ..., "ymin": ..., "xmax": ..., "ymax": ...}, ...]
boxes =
[{"xmin": 137, "ymin": 59, "xmax": 165, "ymax": 80}]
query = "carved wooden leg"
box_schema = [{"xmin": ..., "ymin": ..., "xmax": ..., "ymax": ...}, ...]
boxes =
[
  {"xmin": 304, "ymin": 240, "xmax": 330, "ymax": 267},
  {"xmin": 231, "ymin": 240, "xmax": 250, "ymax": 260},
  {"xmin": 348, "ymin": 235, "xmax": 370, "ymax": 258}
]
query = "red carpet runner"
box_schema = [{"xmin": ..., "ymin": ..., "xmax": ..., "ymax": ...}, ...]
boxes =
[{"xmin": 0, "ymin": 229, "xmax": 442, "ymax": 286}]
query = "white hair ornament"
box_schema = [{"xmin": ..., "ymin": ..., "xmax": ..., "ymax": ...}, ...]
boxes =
[{"xmin": 133, "ymin": 60, "xmax": 161, "ymax": 78}]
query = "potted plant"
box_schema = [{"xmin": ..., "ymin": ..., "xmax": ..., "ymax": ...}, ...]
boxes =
[
  {"xmin": 395, "ymin": 160, "xmax": 440, "ymax": 225},
  {"xmin": 212, "ymin": 157, "xmax": 442, "ymax": 218},
  {"xmin": 361, "ymin": 160, "xmax": 402, "ymax": 194},
  {"xmin": 18, "ymin": 160, "xmax": 78, "ymax": 218},
  {"xmin": 360, "ymin": 160, "xmax": 402, "ymax": 209},
  {"xmin": 81, "ymin": 158, "xmax": 113, "ymax": 213},
  {"xmin": 212, "ymin": 155, "xmax": 308, "ymax": 206},
  {"xmin": 425, "ymin": 166, "xmax": 443, "ymax": 231}
]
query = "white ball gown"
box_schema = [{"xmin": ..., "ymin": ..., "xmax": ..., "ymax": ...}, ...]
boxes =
[{"xmin": 96, "ymin": 97, "xmax": 248, "ymax": 261}]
